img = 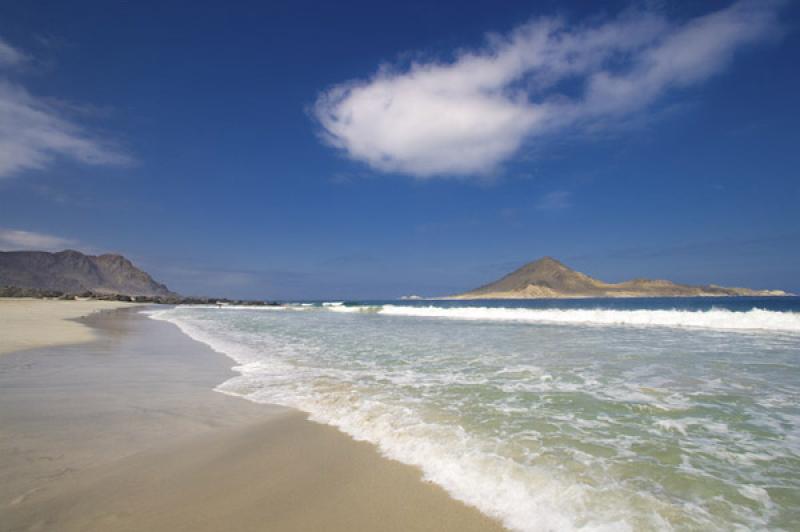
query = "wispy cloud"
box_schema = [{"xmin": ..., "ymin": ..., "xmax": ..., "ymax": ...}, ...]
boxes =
[
  {"xmin": 0, "ymin": 39, "xmax": 27, "ymax": 67},
  {"xmin": 0, "ymin": 227, "xmax": 78, "ymax": 251},
  {"xmin": 314, "ymin": 1, "xmax": 783, "ymax": 179},
  {"xmin": 536, "ymin": 190, "xmax": 571, "ymax": 211},
  {"xmin": 0, "ymin": 36, "xmax": 130, "ymax": 179}
]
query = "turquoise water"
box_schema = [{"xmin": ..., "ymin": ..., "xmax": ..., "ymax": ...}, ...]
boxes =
[{"xmin": 151, "ymin": 298, "xmax": 800, "ymax": 531}]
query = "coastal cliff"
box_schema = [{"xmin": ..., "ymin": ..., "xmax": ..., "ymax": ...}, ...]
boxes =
[{"xmin": 0, "ymin": 250, "xmax": 174, "ymax": 297}]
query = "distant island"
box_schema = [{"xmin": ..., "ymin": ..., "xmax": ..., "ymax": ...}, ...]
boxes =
[
  {"xmin": 451, "ymin": 257, "xmax": 789, "ymax": 299},
  {"xmin": 0, "ymin": 250, "xmax": 276, "ymax": 305}
]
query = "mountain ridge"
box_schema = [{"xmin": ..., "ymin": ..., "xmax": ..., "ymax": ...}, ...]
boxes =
[
  {"xmin": 0, "ymin": 249, "xmax": 174, "ymax": 297},
  {"xmin": 452, "ymin": 257, "xmax": 789, "ymax": 299}
]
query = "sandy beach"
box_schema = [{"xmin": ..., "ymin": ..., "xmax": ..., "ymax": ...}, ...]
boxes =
[
  {"xmin": 0, "ymin": 298, "xmax": 138, "ymax": 355},
  {"xmin": 0, "ymin": 303, "xmax": 503, "ymax": 531}
]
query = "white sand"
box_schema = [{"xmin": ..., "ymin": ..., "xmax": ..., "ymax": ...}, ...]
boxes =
[{"xmin": 0, "ymin": 298, "xmax": 137, "ymax": 355}]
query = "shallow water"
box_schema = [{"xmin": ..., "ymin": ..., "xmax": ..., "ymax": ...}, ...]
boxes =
[{"xmin": 150, "ymin": 297, "xmax": 800, "ymax": 531}]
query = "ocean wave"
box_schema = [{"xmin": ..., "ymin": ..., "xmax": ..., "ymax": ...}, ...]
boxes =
[
  {"xmin": 146, "ymin": 308, "xmax": 647, "ymax": 531},
  {"xmin": 146, "ymin": 306, "xmax": 794, "ymax": 530},
  {"xmin": 334, "ymin": 305, "xmax": 800, "ymax": 332},
  {"xmin": 159, "ymin": 303, "xmax": 800, "ymax": 331}
]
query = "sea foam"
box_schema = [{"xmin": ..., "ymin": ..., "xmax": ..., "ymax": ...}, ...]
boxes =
[
  {"xmin": 330, "ymin": 305, "xmax": 800, "ymax": 332},
  {"xmin": 148, "ymin": 308, "xmax": 642, "ymax": 530},
  {"xmin": 146, "ymin": 302, "xmax": 800, "ymax": 530}
]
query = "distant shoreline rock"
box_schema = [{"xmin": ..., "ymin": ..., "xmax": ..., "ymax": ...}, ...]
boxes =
[{"xmin": 0, "ymin": 285, "xmax": 279, "ymax": 306}]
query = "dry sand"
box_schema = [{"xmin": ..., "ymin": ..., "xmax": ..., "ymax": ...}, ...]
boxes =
[
  {"xmin": 0, "ymin": 298, "xmax": 137, "ymax": 355},
  {"xmin": 0, "ymin": 305, "xmax": 504, "ymax": 531}
]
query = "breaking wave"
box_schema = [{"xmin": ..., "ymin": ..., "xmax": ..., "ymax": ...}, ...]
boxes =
[
  {"xmin": 327, "ymin": 304, "xmax": 800, "ymax": 332},
  {"xmin": 146, "ymin": 300, "xmax": 800, "ymax": 530}
]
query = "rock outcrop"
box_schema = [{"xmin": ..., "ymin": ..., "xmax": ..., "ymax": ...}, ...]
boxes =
[{"xmin": 0, "ymin": 250, "xmax": 174, "ymax": 297}]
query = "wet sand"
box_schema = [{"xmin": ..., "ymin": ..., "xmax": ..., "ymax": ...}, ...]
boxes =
[{"xmin": 0, "ymin": 307, "xmax": 504, "ymax": 531}]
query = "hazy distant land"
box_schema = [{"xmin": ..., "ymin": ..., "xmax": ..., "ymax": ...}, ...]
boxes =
[
  {"xmin": 0, "ymin": 250, "xmax": 275, "ymax": 305},
  {"xmin": 1, "ymin": 250, "xmax": 790, "ymax": 303},
  {"xmin": 452, "ymin": 257, "xmax": 789, "ymax": 299}
]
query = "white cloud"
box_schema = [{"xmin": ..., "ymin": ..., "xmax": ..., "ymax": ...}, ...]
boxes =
[
  {"xmin": 314, "ymin": 1, "xmax": 783, "ymax": 179},
  {"xmin": 0, "ymin": 227, "xmax": 77, "ymax": 251},
  {"xmin": 0, "ymin": 37, "xmax": 130, "ymax": 179}
]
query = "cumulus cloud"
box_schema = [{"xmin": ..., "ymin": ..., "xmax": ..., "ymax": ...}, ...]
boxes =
[
  {"xmin": 0, "ymin": 36, "xmax": 130, "ymax": 179},
  {"xmin": 0, "ymin": 227, "xmax": 77, "ymax": 251},
  {"xmin": 313, "ymin": 1, "xmax": 783, "ymax": 179}
]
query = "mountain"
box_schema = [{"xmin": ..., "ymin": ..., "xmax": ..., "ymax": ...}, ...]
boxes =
[
  {"xmin": 452, "ymin": 257, "xmax": 789, "ymax": 299},
  {"xmin": 0, "ymin": 250, "xmax": 174, "ymax": 297}
]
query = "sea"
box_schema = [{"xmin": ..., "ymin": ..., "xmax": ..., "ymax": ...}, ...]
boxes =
[{"xmin": 148, "ymin": 297, "xmax": 800, "ymax": 531}]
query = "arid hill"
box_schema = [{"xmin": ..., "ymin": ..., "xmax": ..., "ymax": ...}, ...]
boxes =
[
  {"xmin": 0, "ymin": 250, "xmax": 174, "ymax": 297},
  {"xmin": 452, "ymin": 257, "xmax": 788, "ymax": 299}
]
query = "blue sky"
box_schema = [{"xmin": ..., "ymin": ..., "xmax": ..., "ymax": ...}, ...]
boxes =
[{"xmin": 0, "ymin": 0, "xmax": 798, "ymax": 299}]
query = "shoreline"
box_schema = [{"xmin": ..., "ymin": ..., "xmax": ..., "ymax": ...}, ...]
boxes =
[{"xmin": 0, "ymin": 304, "xmax": 504, "ymax": 531}]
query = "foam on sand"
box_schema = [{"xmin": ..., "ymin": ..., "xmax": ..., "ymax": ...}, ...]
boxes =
[
  {"xmin": 149, "ymin": 308, "xmax": 639, "ymax": 531},
  {"xmin": 148, "ymin": 300, "xmax": 800, "ymax": 530}
]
